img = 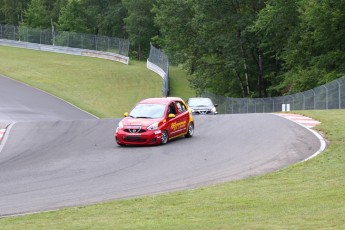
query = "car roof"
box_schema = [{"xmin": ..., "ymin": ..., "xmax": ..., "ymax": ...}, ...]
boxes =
[
  {"xmin": 187, "ymin": 97, "xmax": 212, "ymax": 101},
  {"xmin": 139, "ymin": 97, "xmax": 184, "ymax": 105}
]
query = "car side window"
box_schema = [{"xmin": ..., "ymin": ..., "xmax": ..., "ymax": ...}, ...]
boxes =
[
  {"xmin": 176, "ymin": 101, "xmax": 186, "ymax": 113},
  {"xmin": 168, "ymin": 102, "xmax": 176, "ymax": 115}
]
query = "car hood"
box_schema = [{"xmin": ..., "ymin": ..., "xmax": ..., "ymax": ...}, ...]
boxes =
[{"xmin": 121, "ymin": 117, "xmax": 161, "ymax": 127}]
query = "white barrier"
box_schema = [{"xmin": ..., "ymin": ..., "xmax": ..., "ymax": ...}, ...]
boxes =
[
  {"xmin": 282, "ymin": 104, "xmax": 291, "ymax": 112},
  {"xmin": 147, "ymin": 60, "xmax": 169, "ymax": 97},
  {"xmin": 0, "ymin": 39, "xmax": 129, "ymax": 64}
]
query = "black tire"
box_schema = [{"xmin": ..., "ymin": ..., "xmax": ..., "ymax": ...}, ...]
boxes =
[
  {"xmin": 185, "ymin": 122, "xmax": 194, "ymax": 138},
  {"xmin": 161, "ymin": 130, "xmax": 169, "ymax": 145}
]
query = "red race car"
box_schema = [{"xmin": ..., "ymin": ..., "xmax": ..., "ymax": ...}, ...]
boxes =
[{"xmin": 115, "ymin": 97, "xmax": 195, "ymax": 146}]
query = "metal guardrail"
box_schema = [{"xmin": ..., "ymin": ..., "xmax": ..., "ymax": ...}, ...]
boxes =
[
  {"xmin": 147, "ymin": 43, "xmax": 169, "ymax": 97},
  {"xmin": 0, "ymin": 24, "xmax": 129, "ymax": 64},
  {"xmin": 0, "ymin": 39, "xmax": 129, "ymax": 64},
  {"xmin": 202, "ymin": 76, "xmax": 345, "ymax": 114}
]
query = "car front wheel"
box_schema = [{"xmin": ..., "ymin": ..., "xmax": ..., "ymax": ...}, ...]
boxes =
[{"xmin": 161, "ymin": 130, "xmax": 169, "ymax": 144}]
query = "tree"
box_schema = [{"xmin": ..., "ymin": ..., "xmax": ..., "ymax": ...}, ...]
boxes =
[
  {"xmin": 58, "ymin": 0, "xmax": 89, "ymax": 33},
  {"xmin": 266, "ymin": 0, "xmax": 345, "ymax": 94},
  {"xmin": 154, "ymin": 0, "xmax": 266, "ymax": 97},
  {"xmin": 252, "ymin": 0, "xmax": 300, "ymax": 95},
  {"xmin": 58, "ymin": 0, "xmax": 127, "ymax": 37},
  {"xmin": 48, "ymin": 0, "xmax": 68, "ymax": 25},
  {"xmin": 153, "ymin": 0, "xmax": 196, "ymax": 63},
  {"xmin": 96, "ymin": 0, "xmax": 127, "ymax": 37},
  {"xmin": 123, "ymin": 0, "xmax": 159, "ymax": 60},
  {"xmin": 196, "ymin": 0, "xmax": 266, "ymax": 97},
  {"xmin": 25, "ymin": 0, "xmax": 50, "ymax": 28},
  {"xmin": 0, "ymin": 0, "xmax": 30, "ymax": 25}
]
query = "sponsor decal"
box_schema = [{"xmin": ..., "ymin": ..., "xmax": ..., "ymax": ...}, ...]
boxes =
[{"xmin": 171, "ymin": 121, "xmax": 187, "ymax": 130}]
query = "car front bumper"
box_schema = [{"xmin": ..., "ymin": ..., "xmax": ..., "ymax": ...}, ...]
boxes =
[
  {"xmin": 192, "ymin": 110, "xmax": 217, "ymax": 115},
  {"xmin": 115, "ymin": 129, "xmax": 162, "ymax": 146}
]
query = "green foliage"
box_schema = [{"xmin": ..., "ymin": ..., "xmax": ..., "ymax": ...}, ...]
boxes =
[
  {"xmin": 1, "ymin": 0, "xmax": 345, "ymax": 96},
  {"xmin": 97, "ymin": 1, "xmax": 127, "ymax": 37},
  {"xmin": 58, "ymin": 0, "xmax": 89, "ymax": 33},
  {"xmin": 253, "ymin": 0, "xmax": 299, "ymax": 59},
  {"xmin": 123, "ymin": 0, "xmax": 158, "ymax": 60},
  {"xmin": 153, "ymin": 0, "xmax": 196, "ymax": 64},
  {"xmin": 77, "ymin": 0, "xmax": 126, "ymax": 37},
  {"xmin": 23, "ymin": 0, "xmax": 67, "ymax": 28},
  {"xmin": 155, "ymin": 0, "xmax": 266, "ymax": 97},
  {"xmin": 257, "ymin": 0, "xmax": 345, "ymax": 92},
  {"xmin": 0, "ymin": 0, "xmax": 30, "ymax": 25},
  {"xmin": 154, "ymin": 0, "xmax": 345, "ymax": 97},
  {"xmin": 24, "ymin": 0, "xmax": 50, "ymax": 28}
]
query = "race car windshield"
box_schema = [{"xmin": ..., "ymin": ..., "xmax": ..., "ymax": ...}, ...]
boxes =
[
  {"xmin": 188, "ymin": 98, "xmax": 213, "ymax": 107},
  {"xmin": 129, "ymin": 103, "xmax": 166, "ymax": 119}
]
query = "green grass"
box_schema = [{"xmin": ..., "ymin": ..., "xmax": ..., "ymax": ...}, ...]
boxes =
[
  {"xmin": 0, "ymin": 45, "xmax": 194, "ymax": 118},
  {"xmin": 169, "ymin": 65, "xmax": 196, "ymax": 100},
  {"xmin": 1, "ymin": 46, "xmax": 345, "ymax": 229}
]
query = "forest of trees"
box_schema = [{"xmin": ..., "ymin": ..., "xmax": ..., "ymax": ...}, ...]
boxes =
[{"xmin": 1, "ymin": 0, "xmax": 344, "ymax": 98}]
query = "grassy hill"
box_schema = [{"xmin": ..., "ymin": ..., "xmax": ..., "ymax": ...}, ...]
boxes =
[
  {"xmin": 1, "ymin": 45, "xmax": 345, "ymax": 229},
  {"xmin": 0, "ymin": 45, "xmax": 195, "ymax": 118}
]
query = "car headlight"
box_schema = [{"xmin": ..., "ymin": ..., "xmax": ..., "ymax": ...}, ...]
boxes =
[
  {"xmin": 118, "ymin": 121, "xmax": 124, "ymax": 129},
  {"xmin": 148, "ymin": 122, "xmax": 159, "ymax": 130}
]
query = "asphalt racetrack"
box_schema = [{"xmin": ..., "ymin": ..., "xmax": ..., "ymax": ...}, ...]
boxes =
[{"xmin": 0, "ymin": 75, "xmax": 321, "ymax": 217}]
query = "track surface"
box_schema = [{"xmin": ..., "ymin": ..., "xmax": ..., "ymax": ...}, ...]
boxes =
[
  {"xmin": 0, "ymin": 76, "xmax": 321, "ymax": 216},
  {"xmin": 0, "ymin": 76, "xmax": 95, "ymax": 122}
]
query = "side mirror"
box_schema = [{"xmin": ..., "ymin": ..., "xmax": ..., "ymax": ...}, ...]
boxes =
[
  {"xmin": 124, "ymin": 112, "xmax": 129, "ymax": 117},
  {"xmin": 168, "ymin": 114, "xmax": 176, "ymax": 119}
]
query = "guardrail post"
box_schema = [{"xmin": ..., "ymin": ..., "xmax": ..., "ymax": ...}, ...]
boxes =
[
  {"xmin": 269, "ymin": 98, "xmax": 274, "ymax": 112},
  {"xmin": 247, "ymin": 100, "xmax": 249, "ymax": 113},
  {"xmin": 336, "ymin": 80, "xmax": 341, "ymax": 109},
  {"xmin": 311, "ymin": 90, "xmax": 315, "ymax": 110},
  {"xmin": 322, "ymin": 85, "xmax": 328, "ymax": 110},
  {"xmin": 290, "ymin": 95, "xmax": 294, "ymax": 110}
]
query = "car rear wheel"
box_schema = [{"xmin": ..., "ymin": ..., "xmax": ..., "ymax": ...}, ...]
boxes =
[
  {"xmin": 185, "ymin": 122, "xmax": 194, "ymax": 138},
  {"xmin": 161, "ymin": 130, "xmax": 169, "ymax": 145}
]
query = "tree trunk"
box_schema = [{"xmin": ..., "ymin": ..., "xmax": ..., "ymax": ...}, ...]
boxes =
[
  {"xmin": 233, "ymin": 67, "xmax": 246, "ymax": 98},
  {"xmin": 232, "ymin": 0, "xmax": 250, "ymax": 96},
  {"xmin": 237, "ymin": 29, "xmax": 250, "ymax": 96},
  {"xmin": 258, "ymin": 49, "xmax": 267, "ymax": 97},
  {"xmin": 252, "ymin": 47, "xmax": 266, "ymax": 97}
]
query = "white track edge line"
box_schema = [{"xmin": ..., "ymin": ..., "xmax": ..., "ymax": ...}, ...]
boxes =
[
  {"xmin": 273, "ymin": 113, "xmax": 327, "ymax": 162},
  {"xmin": 300, "ymin": 127, "xmax": 326, "ymax": 162},
  {"xmin": 0, "ymin": 122, "xmax": 16, "ymax": 153}
]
